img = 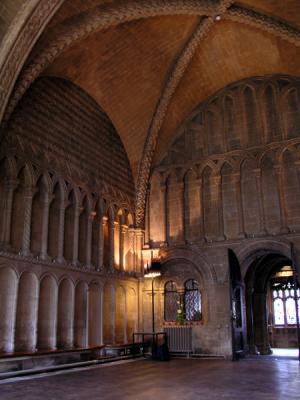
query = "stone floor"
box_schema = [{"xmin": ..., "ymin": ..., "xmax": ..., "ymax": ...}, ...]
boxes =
[{"xmin": 0, "ymin": 356, "xmax": 299, "ymax": 400}]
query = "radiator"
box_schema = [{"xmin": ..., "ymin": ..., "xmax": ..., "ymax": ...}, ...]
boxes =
[{"xmin": 164, "ymin": 326, "xmax": 192, "ymax": 353}]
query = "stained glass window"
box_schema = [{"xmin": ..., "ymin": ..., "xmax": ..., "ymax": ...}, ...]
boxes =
[
  {"xmin": 184, "ymin": 279, "xmax": 201, "ymax": 321},
  {"xmin": 164, "ymin": 281, "xmax": 179, "ymax": 321},
  {"xmin": 272, "ymin": 281, "xmax": 300, "ymax": 326}
]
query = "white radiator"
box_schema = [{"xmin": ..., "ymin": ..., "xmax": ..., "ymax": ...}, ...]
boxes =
[{"xmin": 164, "ymin": 326, "xmax": 192, "ymax": 353}]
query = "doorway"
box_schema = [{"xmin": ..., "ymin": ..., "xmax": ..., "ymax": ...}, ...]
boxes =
[{"xmin": 244, "ymin": 252, "xmax": 300, "ymax": 355}]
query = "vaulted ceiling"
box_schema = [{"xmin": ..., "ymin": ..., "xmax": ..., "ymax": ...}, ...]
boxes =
[{"xmin": 0, "ymin": 0, "xmax": 300, "ymax": 224}]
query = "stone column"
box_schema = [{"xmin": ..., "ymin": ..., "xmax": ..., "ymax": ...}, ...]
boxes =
[
  {"xmin": 178, "ymin": 180, "xmax": 185, "ymax": 244},
  {"xmin": 212, "ymin": 173, "xmax": 225, "ymax": 241},
  {"xmin": 135, "ymin": 229, "xmax": 144, "ymax": 275},
  {"xmin": 21, "ymin": 186, "xmax": 36, "ymax": 256},
  {"xmin": 56, "ymin": 199, "xmax": 68, "ymax": 264},
  {"xmin": 144, "ymin": 187, "xmax": 150, "ymax": 245},
  {"xmin": 164, "ymin": 183, "xmax": 169, "ymax": 244},
  {"xmin": 39, "ymin": 193, "xmax": 53, "ymax": 260},
  {"xmin": 183, "ymin": 177, "xmax": 189, "ymax": 242},
  {"xmin": 72, "ymin": 206, "xmax": 82, "ymax": 266},
  {"xmin": 129, "ymin": 228, "xmax": 136, "ymax": 272},
  {"xmin": 120, "ymin": 225, "xmax": 126, "ymax": 271},
  {"xmin": 109, "ymin": 216, "xmax": 115, "ymax": 271},
  {"xmin": 97, "ymin": 216, "xmax": 104, "ymax": 271},
  {"xmin": 253, "ymin": 168, "xmax": 267, "ymax": 236},
  {"xmin": 85, "ymin": 211, "xmax": 95, "ymax": 269},
  {"xmin": 199, "ymin": 176, "xmax": 205, "ymax": 241},
  {"xmin": 232, "ymin": 172, "xmax": 246, "ymax": 238},
  {"xmin": 274, "ymin": 164, "xmax": 289, "ymax": 233},
  {"xmin": 114, "ymin": 221, "xmax": 120, "ymax": 269},
  {"xmin": 0, "ymin": 179, "xmax": 18, "ymax": 250}
]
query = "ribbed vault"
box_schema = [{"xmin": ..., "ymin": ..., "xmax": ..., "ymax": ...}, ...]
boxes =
[{"xmin": 0, "ymin": 0, "xmax": 300, "ymax": 226}]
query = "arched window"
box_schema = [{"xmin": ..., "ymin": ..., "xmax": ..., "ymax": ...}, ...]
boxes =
[
  {"xmin": 184, "ymin": 279, "xmax": 201, "ymax": 321},
  {"xmin": 164, "ymin": 281, "xmax": 179, "ymax": 321},
  {"xmin": 272, "ymin": 282, "xmax": 300, "ymax": 326}
]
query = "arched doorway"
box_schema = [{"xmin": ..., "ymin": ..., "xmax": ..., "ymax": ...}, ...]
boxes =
[{"xmin": 244, "ymin": 252, "xmax": 300, "ymax": 355}]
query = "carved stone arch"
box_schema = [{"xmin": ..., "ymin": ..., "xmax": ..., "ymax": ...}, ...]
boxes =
[
  {"xmin": 53, "ymin": 177, "xmax": 68, "ymax": 201},
  {"xmin": 198, "ymin": 159, "xmax": 218, "ymax": 176},
  {"xmin": 18, "ymin": 161, "xmax": 35, "ymax": 187},
  {"xmin": 241, "ymin": 83, "xmax": 262, "ymax": 147},
  {"xmin": 259, "ymin": 81, "xmax": 282, "ymax": 143},
  {"xmin": 95, "ymin": 197, "xmax": 105, "ymax": 216},
  {"xmin": 219, "ymin": 158, "xmax": 236, "ymax": 173},
  {"xmin": 281, "ymin": 85, "xmax": 300, "ymax": 139},
  {"xmin": 161, "ymin": 247, "xmax": 217, "ymax": 284},
  {"xmin": 160, "ymin": 250, "xmax": 212, "ymax": 323},
  {"xmin": 258, "ymin": 147, "xmax": 277, "ymax": 169},
  {"xmin": 57, "ymin": 274, "xmax": 75, "ymax": 287},
  {"xmin": 222, "ymin": 91, "xmax": 241, "ymax": 151},
  {"xmin": 281, "ymin": 146, "xmax": 300, "ymax": 231},
  {"xmin": 204, "ymin": 103, "xmax": 224, "ymax": 155},
  {"xmin": 38, "ymin": 170, "xmax": 53, "ymax": 195},
  {"xmin": 0, "ymin": 156, "xmax": 18, "ymax": 180},
  {"xmin": 166, "ymin": 168, "xmax": 184, "ymax": 244},
  {"xmin": 236, "ymin": 239, "xmax": 292, "ymax": 280},
  {"xmin": 183, "ymin": 166, "xmax": 198, "ymax": 182},
  {"xmin": 81, "ymin": 192, "xmax": 93, "ymax": 213}
]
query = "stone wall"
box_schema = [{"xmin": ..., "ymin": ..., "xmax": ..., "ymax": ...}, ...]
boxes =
[
  {"xmin": 3, "ymin": 76, "xmax": 135, "ymax": 200},
  {"xmin": 149, "ymin": 76, "xmax": 300, "ymax": 245},
  {"xmin": 145, "ymin": 75, "xmax": 300, "ymax": 357},
  {"xmin": 0, "ymin": 76, "xmax": 141, "ymax": 354}
]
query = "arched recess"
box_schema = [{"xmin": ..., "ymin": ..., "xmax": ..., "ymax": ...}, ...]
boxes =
[
  {"xmin": 221, "ymin": 163, "xmax": 239, "ymax": 239},
  {"xmin": 262, "ymin": 85, "xmax": 281, "ymax": 143},
  {"xmin": 88, "ymin": 282, "xmax": 102, "ymax": 347},
  {"xmin": 48, "ymin": 181, "xmax": 64, "ymax": 260},
  {"xmin": 37, "ymin": 274, "xmax": 58, "ymax": 350},
  {"xmin": 161, "ymin": 256, "xmax": 209, "ymax": 326},
  {"xmin": 15, "ymin": 271, "xmax": 39, "ymax": 352},
  {"xmin": 184, "ymin": 169, "xmax": 201, "ymax": 242},
  {"xmin": 261, "ymin": 155, "xmax": 281, "ymax": 234},
  {"xmin": 149, "ymin": 172, "xmax": 166, "ymax": 243},
  {"xmin": 223, "ymin": 94, "xmax": 241, "ymax": 150},
  {"xmin": 78, "ymin": 195, "xmax": 90, "ymax": 265},
  {"xmin": 103, "ymin": 283, "xmax": 115, "ymax": 344},
  {"xmin": 243, "ymin": 86, "xmax": 261, "ymax": 147},
  {"xmin": 244, "ymin": 251, "xmax": 294, "ymax": 355},
  {"xmin": 57, "ymin": 278, "xmax": 74, "ymax": 349},
  {"xmin": 282, "ymin": 149, "xmax": 300, "ymax": 231},
  {"xmin": 115, "ymin": 286, "xmax": 126, "ymax": 344},
  {"xmin": 124, "ymin": 212, "xmax": 134, "ymax": 272},
  {"xmin": 102, "ymin": 206, "xmax": 110, "ymax": 269},
  {"xmin": 202, "ymin": 166, "xmax": 219, "ymax": 241},
  {"xmin": 241, "ymin": 158, "xmax": 260, "ymax": 236},
  {"xmin": 10, "ymin": 165, "xmax": 31, "ymax": 252},
  {"xmin": 0, "ymin": 157, "xmax": 16, "ymax": 248},
  {"xmin": 92, "ymin": 199, "xmax": 104, "ymax": 269},
  {"xmin": 74, "ymin": 281, "xmax": 88, "ymax": 348},
  {"xmin": 126, "ymin": 287, "xmax": 137, "ymax": 342},
  {"xmin": 0, "ymin": 267, "xmax": 18, "ymax": 352},
  {"xmin": 167, "ymin": 171, "xmax": 184, "ymax": 244},
  {"xmin": 114, "ymin": 209, "xmax": 123, "ymax": 270},
  {"xmin": 30, "ymin": 174, "xmax": 49, "ymax": 256},
  {"xmin": 205, "ymin": 106, "xmax": 224, "ymax": 155},
  {"xmin": 228, "ymin": 249, "xmax": 247, "ymax": 358},
  {"xmin": 282, "ymin": 88, "xmax": 300, "ymax": 139},
  {"xmin": 64, "ymin": 190, "xmax": 77, "ymax": 262}
]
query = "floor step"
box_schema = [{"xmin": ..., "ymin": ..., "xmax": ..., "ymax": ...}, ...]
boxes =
[{"xmin": 0, "ymin": 354, "xmax": 142, "ymax": 381}]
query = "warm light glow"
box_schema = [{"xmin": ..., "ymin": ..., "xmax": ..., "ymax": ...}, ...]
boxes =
[
  {"xmin": 144, "ymin": 271, "xmax": 161, "ymax": 278},
  {"xmin": 275, "ymin": 265, "xmax": 293, "ymax": 278}
]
